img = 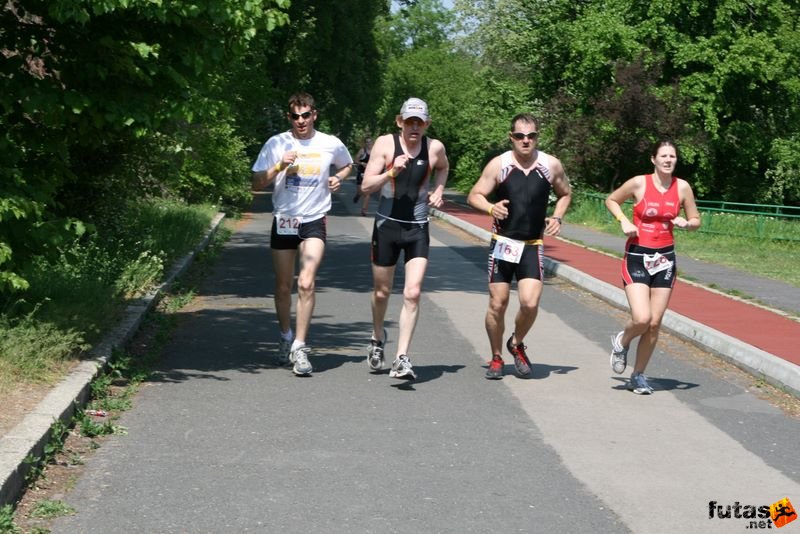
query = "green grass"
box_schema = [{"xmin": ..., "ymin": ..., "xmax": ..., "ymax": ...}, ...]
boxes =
[
  {"xmin": 28, "ymin": 500, "xmax": 75, "ymax": 519},
  {"xmin": 0, "ymin": 198, "xmax": 219, "ymax": 394},
  {"xmin": 566, "ymin": 194, "xmax": 800, "ymax": 288},
  {"xmin": 0, "ymin": 504, "xmax": 19, "ymax": 533}
]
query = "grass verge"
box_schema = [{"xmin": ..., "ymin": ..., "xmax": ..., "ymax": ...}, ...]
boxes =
[
  {"xmin": 5, "ymin": 220, "xmax": 230, "ymax": 532},
  {"xmin": 0, "ymin": 199, "xmax": 220, "ymax": 396}
]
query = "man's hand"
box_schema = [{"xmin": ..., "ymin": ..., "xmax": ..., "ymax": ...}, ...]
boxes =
[
  {"xmin": 428, "ymin": 190, "xmax": 443, "ymax": 208},
  {"xmin": 391, "ymin": 154, "xmax": 410, "ymax": 175},
  {"xmin": 490, "ymin": 199, "xmax": 510, "ymax": 220},
  {"xmin": 328, "ymin": 175, "xmax": 343, "ymax": 192}
]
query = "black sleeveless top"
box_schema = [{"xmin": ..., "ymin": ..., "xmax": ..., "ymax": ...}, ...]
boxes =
[{"xmin": 376, "ymin": 133, "xmax": 432, "ymax": 223}]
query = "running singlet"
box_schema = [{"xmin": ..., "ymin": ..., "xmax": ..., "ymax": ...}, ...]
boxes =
[
  {"xmin": 251, "ymin": 130, "xmax": 353, "ymax": 222},
  {"xmin": 629, "ymin": 174, "xmax": 680, "ymax": 248},
  {"xmin": 492, "ymin": 150, "xmax": 555, "ymax": 241},
  {"xmin": 376, "ymin": 134, "xmax": 432, "ymax": 223}
]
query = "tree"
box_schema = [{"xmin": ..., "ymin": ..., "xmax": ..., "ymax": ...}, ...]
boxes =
[
  {"xmin": 234, "ymin": 0, "xmax": 388, "ymax": 150},
  {"xmin": 0, "ymin": 0, "xmax": 291, "ymax": 293},
  {"xmin": 452, "ymin": 0, "xmax": 800, "ymax": 203}
]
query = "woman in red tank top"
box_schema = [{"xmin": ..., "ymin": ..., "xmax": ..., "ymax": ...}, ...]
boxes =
[{"xmin": 604, "ymin": 140, "xmax": 702, "ymax": 394}]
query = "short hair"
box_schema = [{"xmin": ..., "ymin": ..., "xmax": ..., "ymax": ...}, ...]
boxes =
[
  {"xmin": 510, "ymin": 113, "xmax": 539, "ymax": 131},
  {"xmin": 651, "ymin": 139, "xmax": 679, "ymax": 159},
  {"xmin": 288, "ymin": 92, "xmax": 315, "ymax": 110}
]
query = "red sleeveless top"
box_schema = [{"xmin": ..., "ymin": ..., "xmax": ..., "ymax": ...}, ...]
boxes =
[{"xmin": 629, "ymin": 174, "xmax": 680, "ymax": 248}]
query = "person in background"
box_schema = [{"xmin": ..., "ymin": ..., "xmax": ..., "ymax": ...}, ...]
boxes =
[
  {"xmin": 605, "ymin": 139, "xmax": 701, "ymax": 394},
  {"xmin": 251, "ymin": 92, "xmax": 353, "ymax": 376},
  {"xmin": 467, "ymin": 113, "xmax": 571, "ymax": 380},
  {"xmin": 360, "ymin": 97, "xmax": 449, "ymax": 380},
  {"xmin": 353, "ymin": 136, "xmax": 374, "ymax": 216}
]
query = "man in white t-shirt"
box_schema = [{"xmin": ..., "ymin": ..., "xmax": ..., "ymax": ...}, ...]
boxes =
[{"xmin": 252, "ymin": 92, "xmax": 353, "ymax": 376}]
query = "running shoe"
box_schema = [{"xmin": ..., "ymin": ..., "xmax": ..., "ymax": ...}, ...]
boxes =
[
  {"xmin": 506, "ymin": 336, "xmax": 531, "ymax": 377},
  {"xmin": 627, "ymin": 372, "xmax": 654, "ymax": 395},
  {"xmin": 389, "ymin": 355, "xmax": 416, "ymax": 380},
  {"xmin": 290, "ymin": 345, "xmax": 313, "ymax": 376},
  {"xmin": 485, "ymin": 355, "xmax": 504, "ymax": 380},
  {"xmin": 277, "ymin": 337, "xmax": 293, "ymax": 366},
  {"xmin": 367, "ymin": 329, "xmax": 388, "ymax": 371},
  {"xmin": 610, "ymin": 331, "xmax": 628, "ymax": 375}
]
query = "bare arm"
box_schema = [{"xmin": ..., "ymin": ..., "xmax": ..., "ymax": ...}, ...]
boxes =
[
  {"xmin": 327, "ymin": 162, "xmax": 353, "ymax": 192},
  {"xmin": 544, "ymin": 158, "xmax": 572, "ymax": 236},
  {"xmin": 361, "ymin": 134, "xmax": 405, "ymax": 194},
  {"xmin": 251, "ymin": 150, "xmax": 299, "ymax": 191},
  {"xmin": 606, "ymin": 175, "xmax": 644, "ymax": 237},
  {"xmin": 427, "ymin": 139, "xmax": 449, "ymax": 208},
  {"xmin": 467, "ymin": 156, "xmax": 509, "ymax": 219},
  {"xmin": 673, "ymin": 179, "xmax": 702, "ymax": 230}
]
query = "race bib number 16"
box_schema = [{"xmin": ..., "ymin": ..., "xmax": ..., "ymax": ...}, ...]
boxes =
[
  {"xmin": 492, "ymin": 236, "xmax": 524, "ymax": 264},
  {"xmin": 276, "ymin": 214, "xmax": 301, "ymax": 236}
]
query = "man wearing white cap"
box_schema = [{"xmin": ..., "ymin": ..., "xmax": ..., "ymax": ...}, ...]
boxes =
[{"xmin": 360, "ymin": 97, "xmax": 449, "ymax": 380}]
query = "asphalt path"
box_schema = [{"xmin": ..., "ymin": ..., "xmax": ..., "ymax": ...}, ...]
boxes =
[{"xmin": 51, "ymin": 188, "xmax": 800, "ymax": 533}]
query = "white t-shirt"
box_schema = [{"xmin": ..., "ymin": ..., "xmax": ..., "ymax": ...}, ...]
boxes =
[{"xmin": 252, "ymin": 130, "xmax": 353, "ymax": 222}]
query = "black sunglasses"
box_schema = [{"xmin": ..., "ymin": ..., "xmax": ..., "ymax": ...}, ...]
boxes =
[
  {"xmin": 510, "ymin": 131, "xmax": 538, "ymax": 140},
  {"xmin": 289, "ymin": 110, "xmax": 314, "ymax": 120}
]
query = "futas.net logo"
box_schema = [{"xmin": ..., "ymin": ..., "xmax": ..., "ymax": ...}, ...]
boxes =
[{"xmin": 709, "ymin": 497, "xmax": 797, "ymax": 529}]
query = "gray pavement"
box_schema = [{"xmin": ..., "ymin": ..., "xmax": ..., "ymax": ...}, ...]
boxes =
[{"xmin": 42, "ymin": 185, "xmax": 800, "ymax": 533}]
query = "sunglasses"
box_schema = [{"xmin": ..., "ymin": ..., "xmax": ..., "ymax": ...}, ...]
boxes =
[
  {"xmin": 510, "ymin": 131, "xmax": 538, "ymax": 140},
  {"xmin": 288, "ymin": 110, "xmax": 314, "ymax": 120}
]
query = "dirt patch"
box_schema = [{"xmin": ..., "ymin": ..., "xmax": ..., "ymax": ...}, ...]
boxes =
[
  {"xmin": 10, "ymin": 414, "xmax": 113, "ymax": 532},
  {"xmin": 8, "ymin": 298, "xmax": 169, "ymax": 530},
  {"xmin": 0, "ymin": 366, "xmax": 80, "ymax": 439}
]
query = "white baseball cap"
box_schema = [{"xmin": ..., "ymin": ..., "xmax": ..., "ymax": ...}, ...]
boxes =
[{"xmin": 400, "ymin": 97, "xmax": 429, "ymax": 121}]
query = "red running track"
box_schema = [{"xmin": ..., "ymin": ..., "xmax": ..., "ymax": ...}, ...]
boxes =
[{"xmin": 437, "ymin": 200, "xmax": 800, "ymax": 366}]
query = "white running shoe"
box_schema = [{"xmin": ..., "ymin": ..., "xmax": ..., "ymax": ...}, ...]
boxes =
[
  {"xmin": 627, "ymin": 372, "xmax": 654, "ymax": 394},
  {"xmin": 389, "ymin": 355, "xmax": 416, "ymax": 380},
  {"xmin": 290, "ymin": 345, "xmax": 313, "ymax": 376},
  {"xmin": 367, "ymin": 328, "xmax": 388, "ymax": 371},
  {"xmin": 610, "ymin": 331, "xmax": 628, "ymax": 375}
]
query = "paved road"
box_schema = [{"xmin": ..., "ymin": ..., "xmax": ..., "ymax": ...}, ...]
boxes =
[{"xmin": 51, "ymin": 187, "xmax": 800, "ymax": 533}]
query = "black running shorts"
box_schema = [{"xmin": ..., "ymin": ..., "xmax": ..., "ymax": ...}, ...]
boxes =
[
  {"xmin": 371, "ymin": 218, "xmax": 430, "ymax": 266},
  {"xmin": 270, "ymin": 216, "xmax": 327, "ymax": 250}
]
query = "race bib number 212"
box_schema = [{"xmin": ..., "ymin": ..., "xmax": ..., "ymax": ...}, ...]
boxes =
[{"xmin": 276, "ymin": 215, "xmax": 301, "ymax": 236}]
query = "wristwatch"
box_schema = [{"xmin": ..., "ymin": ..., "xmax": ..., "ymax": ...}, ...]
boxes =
[{"xmin": 552, "ymin": 216, "xmax": 563, "ymax": 224}]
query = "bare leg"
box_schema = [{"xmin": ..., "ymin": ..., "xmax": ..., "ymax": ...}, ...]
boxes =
[
  {"xmin": 371, "ymin": 263, "xmax": 396, "ymax": 343},
  {"xmin": 361, "ymin": 191, "xmax": 370, "ymax": 215},
  {"xmin": 294, "ymin": 237, "xmax": 325, "ymax": 344},
  {"xmin": 271, "ymin": 248, "xmax": 297, "ymax": 334},
  {"xmin": 396, "ymin": 257, "xmax": 429, "ymax": 357},
  {"xmin": 620, "ymin": 283, "xmax": 653, "ymax": 349},
  {"xmin": 509, "ymin": 278, "xmax": 543, "ymax": 345},
  {"xmin": 632, "ymin": 287, "xmax": 673, "ymax": 373},
  {"xmin": 486, "ymin": 282, "xmax": 511, "ymax": 356}
]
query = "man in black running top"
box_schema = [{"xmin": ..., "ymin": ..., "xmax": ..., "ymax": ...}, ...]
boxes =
[
  {"xmin": 467, "ymin": 113, "xmax": 571, "ymax": 380},
  {"xmin": 360, "ymin": 98, "xmax": 449, "ymax": 380}
]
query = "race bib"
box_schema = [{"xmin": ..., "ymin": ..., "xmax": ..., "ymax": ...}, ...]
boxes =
[
  {"xmin": 643, "ymin": 252, "xmax": 673, "ymax": 276},
  {"xmin": 276, "ymin": 214, "xmax": 301, "ymax": 236},
  {"xmin": 492, "ymin": 236, "xmax": 525, "ymax": 264}
]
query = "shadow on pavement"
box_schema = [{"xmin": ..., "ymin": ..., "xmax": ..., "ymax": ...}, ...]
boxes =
[{"xmin": 610, "ymin": 376, "xmax": 700, "ymax": 392}]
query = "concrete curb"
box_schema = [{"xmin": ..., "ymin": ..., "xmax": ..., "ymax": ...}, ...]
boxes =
[
  {"xmin": 430, "ymin": 207, "xmax": 800, "ymax": 398},
  {"xmin": 0, "ymin": 213, "xmax": 225, "ymax": 507}
]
